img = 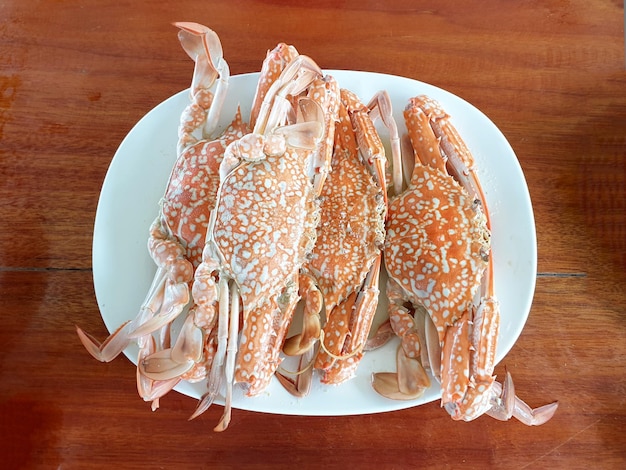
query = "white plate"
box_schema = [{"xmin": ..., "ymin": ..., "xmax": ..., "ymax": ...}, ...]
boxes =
[{"xmin": 92, "ymin": 70, "xmax": 536, "ymax": 416}]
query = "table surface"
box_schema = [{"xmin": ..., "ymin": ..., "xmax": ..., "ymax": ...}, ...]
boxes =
[{"xmin": 1, "ymin": 1, "xmax": 625, "ymax": 468}]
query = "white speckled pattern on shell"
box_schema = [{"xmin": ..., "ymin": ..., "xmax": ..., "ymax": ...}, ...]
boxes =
[
  {"xmin": 161, "ymin": 110, "xmax": 250, "ymax": 267},
  {"xmin": 208, "ymin": 139, "xmax": 320, "ymax": 394},
  {"xmin": 384, "ymin": 162, "xmax": 488, "ymax": 343}
]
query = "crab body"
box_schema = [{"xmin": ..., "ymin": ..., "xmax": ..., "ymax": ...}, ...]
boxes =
[
  {"xmin": 310, "ymin": 89, "xmax": 389, "ymax": 384},
  {"xmin": 77, "ymin": 23, "xmax": 235, "ymax": 407},
  {"xmin": 185, "ymin": 51, "xmax": 340, "ymax": 430},
  {"xmin": 373, "ymin": 95, "xmax": 557, "ymax": 425}
]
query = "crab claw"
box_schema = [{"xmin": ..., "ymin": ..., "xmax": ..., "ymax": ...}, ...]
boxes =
[
  {"xmin": 250, "ymin": 43, "xmax": 300, "ymax": 130},
  {"xmin": 174, "ymin": 22, "xmax": 223, "ymax": 95},
  {"xmin": 174, "ymin": 22, "xmax": 229, "ymax": 144}
]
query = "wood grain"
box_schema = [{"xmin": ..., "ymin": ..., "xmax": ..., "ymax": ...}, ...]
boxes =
[{"xmin": 1, "ymin": 0, "xmax": 625, "ymax": 468}]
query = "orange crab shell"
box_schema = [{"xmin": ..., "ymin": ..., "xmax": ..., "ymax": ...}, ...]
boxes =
[
  {"xmin": 383, "ymin": 164, "xmax": 489, "ymax": 342},
  {"xmin": 209, "ymin": 139, "xmax": 321, "ymax": 394},
  {"xmin": 161, "ymin": 109, "xmax": 250, "ymax": 267},
  {"xmin": 307, "ymin": 99, "xmax": 385, "ymax": 314}
]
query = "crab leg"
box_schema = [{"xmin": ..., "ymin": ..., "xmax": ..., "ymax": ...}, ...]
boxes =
[
  {"xmin": 487, "ymin": 372, "xmax": 559, "ymax": 425},
  {"xmin": 282, "ymin": 275, "xmax": 323, "ymax": 357},
  {"xmin": 371, "ymin": 277, "xmax": 431, "ymax": 399},
  {"xmin": 174, "ymin": 22, "xmax": 229, "ymax": 142},
  {"xmin": 185, "ymin": 274, "xmax": 228, "ymax": 420},
  {"xmin": 249, "ymin": 43, "xmax": 300, "ymax": 130},
  {"xmin": 77, "ymin": 227, "xmax": 193, "ymax": 362},
  {"xmin": 214, "ymin": 283, "xmax": 241, "ymax": 432},
  {"xmin": 317, "ymin": 255, "xmax": 383, "ymax": 384}
]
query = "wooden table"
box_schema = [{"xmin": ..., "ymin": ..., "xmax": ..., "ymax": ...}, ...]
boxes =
[{"xmin": 1, "ymin": 1, "xmax": 625, "ymax": 468}]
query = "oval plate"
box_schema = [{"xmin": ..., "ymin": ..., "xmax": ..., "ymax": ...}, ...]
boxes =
[{"xmin": 92, "ymin": 71, "xmax": 537, "ymax": 416}]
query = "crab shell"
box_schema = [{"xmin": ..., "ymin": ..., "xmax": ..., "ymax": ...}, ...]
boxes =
[
  {"xmin": 308, "ymin": 91, "xmax": 386, "ymax": 318},
  {"xmin": 161, "ymin": 108, "xmax": 250, "ymax": 268},
  {"xmin": 384, "ymin": 163, "xmax": 489, "ymax": 342}
]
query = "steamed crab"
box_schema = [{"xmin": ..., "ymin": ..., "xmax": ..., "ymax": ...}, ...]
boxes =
[
  {"xmin": 137, "ymin": 40, "xmax": 305, "ymax": 408},
  {"xmin": 279, "ymin": 88, "xmax": 397, "ymax": 394},
  {"xmin": 373, "ymin": 95, "xmax": 558, "ymax": 425},
  {"xmin": 158, "ymin": 52, "xmax": 340, "ymax": 431},
  {"xmin": 77, "ymin": 22, "xmax": 247, "ymax": 406}
]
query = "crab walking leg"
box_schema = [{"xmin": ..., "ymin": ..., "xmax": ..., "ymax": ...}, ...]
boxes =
[
  {"xmin": 282, "ymin": 275, "xmax": 323, "ymax": 357},
  {"xmin": 276, "ymin": 346, "xmax": 316, "ymax": 398},
  {"xmin": 186, "ymin": 274, "xmax": 229, "ymax": 420},
  {"xmin": 130, "ymin": 237, "xmax": 194, "ymax": 338},
  {"xmin": 76, "ymin": 227, "xmax": 193, "ymax": 363},
  {"xmin": 214, "ymin": 283, "xmax": 241, "ymax": 432},
  {"xmin": 371, "ymin": 277, "xmax": 431, "ymax": 399},
  {"xmin": 76, "ymin": 323, "xmax": 132, "ymax": 363},
  {"xmin": 487, "ymin": 372, "xmax": 559, "ymax": 425}
]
